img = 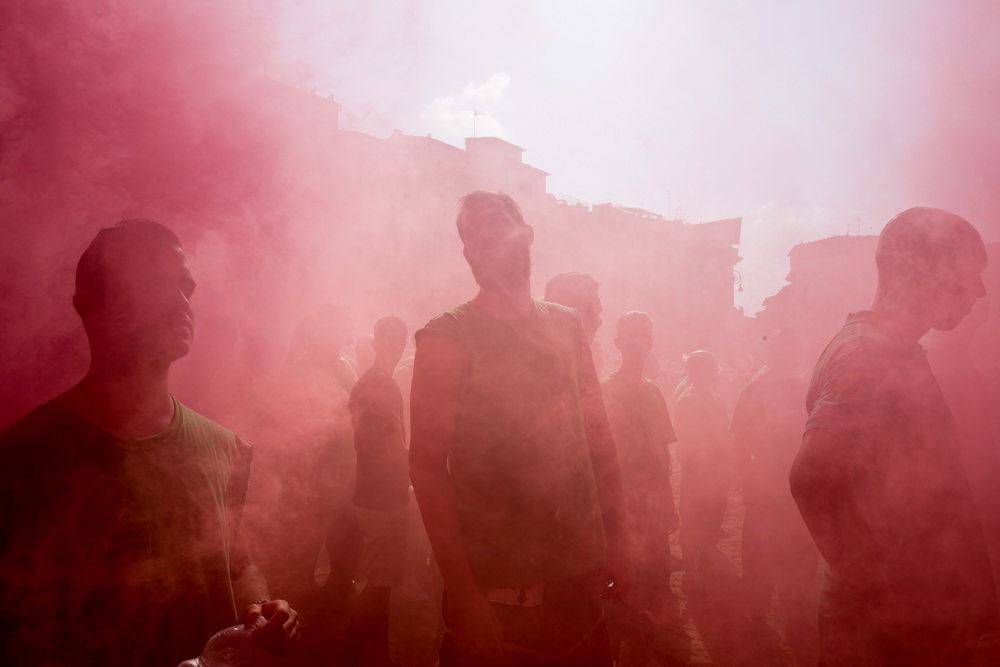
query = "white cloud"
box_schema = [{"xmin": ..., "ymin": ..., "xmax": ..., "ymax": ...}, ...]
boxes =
[{"xmin": 419, "ymin": 72, "xmax": 509, "ymax": 144}]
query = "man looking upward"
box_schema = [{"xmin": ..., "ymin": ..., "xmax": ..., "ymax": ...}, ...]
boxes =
[
  {"xmin": 409, "ymin": 191, "xmax": 627, "ymax": 666},
  {"xmin": 0, "ymin": 219, "xmax": 299, "ymax": 665}
]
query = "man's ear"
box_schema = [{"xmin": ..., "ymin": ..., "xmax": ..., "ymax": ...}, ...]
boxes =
[{"xmin": 523, "ymin": 224, "xmax": 535, "ymax": 246}]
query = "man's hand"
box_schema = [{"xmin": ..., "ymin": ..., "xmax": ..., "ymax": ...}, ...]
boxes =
[
  {"xmin": 243, "ymin": 599, "xmax": 300, "ymax": 656},
  {"xmin": 447, "ymin": 589, "xmax": 504, "ymax": 658}
]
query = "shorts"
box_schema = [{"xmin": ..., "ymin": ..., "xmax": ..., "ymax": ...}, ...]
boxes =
[{"xmin": 353, "ymin": 503, "xmax": 409, "ymax": 587}]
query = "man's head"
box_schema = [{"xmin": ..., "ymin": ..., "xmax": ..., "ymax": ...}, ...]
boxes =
[
  {"xmin": 614, "ymin": 311, "xmax": 653, "ymax": 363},
  {"xmin": 684, "ymin": 349, "xmax": 719, "ymax": 387},
  {"xmin": 457, "ymin": 191, "xmax": 533, "ymax": 293},
  {"xmin": 372, "ymin": 316, "xmax": 408, "ymax": 370},
  {"xmin": 875, "ymin": 207, "xmax": 987, "ymax": 332},
  {"xmin": 74, "ymin": 218, "xmax": 195, "ymax": 365},
  {"xmin": 544, "ymin": 272, "xmax": 602, "ymax": 344}
]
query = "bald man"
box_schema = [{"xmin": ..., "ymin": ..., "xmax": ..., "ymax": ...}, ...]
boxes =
[{"xmin": 790, "ymin": 207, "xmax": 999, "ymax": 665}]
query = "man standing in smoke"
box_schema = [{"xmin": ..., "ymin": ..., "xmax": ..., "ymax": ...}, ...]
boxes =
[
  {"xmin": 790, "ymin": 207, "xmax": 999, "ymax": 665},
  {"xmin": 0, "ymin": 219, "xmax": 299, "ymax": 665},
  {"xmin": 601, "ymin": 311, "xmax": 680, "ymax": 665},
  {"xmin": 409, "ymin": 191, "xmax": 628, "ymax": 665},
  {"xmin": 673, "ymin": 350, "xmax": 734, "ymax": 580},
  {"xmin": 345, "ymin": 316, "xmax": 411, "ymax": 667},
  {"xmin": 731, "ymin": 329, "xmax": 817, "ymax": 654},
  {"xmin": 544, "ymin": 271, "xmax": 605, "ymax": 370}
]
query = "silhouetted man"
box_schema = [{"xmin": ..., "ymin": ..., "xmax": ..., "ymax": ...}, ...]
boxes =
[
  {"xmin": 731, "ymin": 329, "xmax": 817, "ymax": 654},
  {"xmin": 673, "ymin": 349, "xmax": 733, "ymax": 579},
  {"xmin": 345, "ymin": 316, "xmax": 410, "ymax": 666},
  {"xmin": 544, "ymin": 271, "xmax": 605, "ymax": 372},
  {"xmin": 0, "ymin": 219, "xmax": 299, "ymax": 665},
  {"xmin": 410, "ymin": 191, "xmax": 627, "ymax": 666},
  {"xmin": 790, "ymin": 207, "xmax": 999, "ymax": 665},
  {"xmin": 543, "ymin": 271, "xmax": 603, "ymax": 346},
  {"xmin": 261, "ymin": 303, "xmax": 360, "ymax": 604},
  {"xmin": 601, "ymin": 311, "xmax": 679, "ymax": 664}
]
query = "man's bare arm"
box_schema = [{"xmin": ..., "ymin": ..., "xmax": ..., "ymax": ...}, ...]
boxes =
[
  {"xmin": 231, "ymin": 547, "xmax": 300, "ymax": 655},
  {"xmin": 790, "ymin": 427, "xmax": 882, "ymax": 587},
  {"xmin": 409, "ymin": 332, "xmax": 503, "ymax": 657},
  {"xmin": 577, "ymin": 337, "xmax": 629, "ymax": 586}
]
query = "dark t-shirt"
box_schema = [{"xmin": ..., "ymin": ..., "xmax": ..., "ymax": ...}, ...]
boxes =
[
  {"xmin": 673, "ymin": 386, "xmax": 732, "ymax": 486},
  {"xmin": 601, "ymin": 372, "xmax": 676, "ymax": 490},
  {"xmin": 0, "ymin": 398, "xmax": 253, "ymax": 666},
  {"xmin": 416, "ymin": 300, "xmax": 607, "ymax": 588},
  {"xmin": 350, "ymin": 367, "xmax": 409, "ymax": 511},
  {"xmin": 805, "ymin": 311, "xmax": 998, "ymax": 633}
]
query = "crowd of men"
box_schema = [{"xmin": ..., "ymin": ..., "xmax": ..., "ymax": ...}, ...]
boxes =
[{"xmin": 0, "ymin": 194, "xmax": 996, "ymax": 667}]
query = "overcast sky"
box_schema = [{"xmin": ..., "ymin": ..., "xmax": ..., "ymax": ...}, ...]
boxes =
[{"xmin": 268, "ymin": 0, "xmax": 1000, "ymax": 312}]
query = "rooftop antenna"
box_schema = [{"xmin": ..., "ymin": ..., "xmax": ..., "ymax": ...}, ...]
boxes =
[{"xmin": 473, "ymin": 109, "xmax": 484, "ymax": 138}]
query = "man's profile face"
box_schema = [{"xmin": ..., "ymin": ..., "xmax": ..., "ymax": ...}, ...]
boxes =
[
  {"xmin": 462, "ymin": 207, "xmax": 532, "ymax": 291},
  {"xmin": 925, "ymin": 252, "xmax": 987, "ymax": 332},
  {"xmin": 95, "ymin": 245, "xmax": 196, "ymax": 363},
  {"xmin": 615, "ymin": 321, "xmax": 653, "ymax": 360}
]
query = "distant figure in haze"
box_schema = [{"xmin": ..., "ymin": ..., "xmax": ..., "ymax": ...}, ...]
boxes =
[
  {"xmin": 410, "ymin": 191, "xmax": 628, "ymax": 666},
  {"xmin": 730, "ymin": 329, "xmax": 817, "ymax": 653},
  {"xmin": 0, "ymin": 219, "xmax": 299, "ymax": 665},
  {"xmin": 601, "ymin": 311, "xmax": 679, "ymax": 664},
  {"xmin": 543, "ymin": 271, "xmax": 603, "ymax": 345},
  {"xmin": 544, "ymin": 271, "xmax": 605, "ymax": 370},
  {"xmin": 345, "ymin": 316, "xmax": 411, "ymax": 667},
  {"xmin": 276, "ymin": 303, "xmax": 360, "ymax": 599},
  {"xmin": 673, "ymin": 349, "xmax": 734, "ymax": 578},
  {"xmin": 790, "ymin": 207, "xmax": 999, "ymax": 665}
]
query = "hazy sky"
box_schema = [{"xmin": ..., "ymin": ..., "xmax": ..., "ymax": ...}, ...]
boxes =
[{"xmin": 270, "ymin": 0, "xmax": 1000, "ymax": 312}]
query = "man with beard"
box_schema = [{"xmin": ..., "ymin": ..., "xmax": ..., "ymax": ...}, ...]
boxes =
[
  {"xmin": 409, "ymin": 191, "xmax": 628, "ymax": 666},
  {"xmin": 790, "ymin": 207, "xmax": 999, "ymax": 665},
  {"xmin": 0, "ymin": 219, "xmax": 299, "ymax": 665}
]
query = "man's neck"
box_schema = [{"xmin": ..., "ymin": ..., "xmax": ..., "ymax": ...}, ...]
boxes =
[
  {"xmin": 472, "ymin": 283, "xmax": 534, "ymax": 320},
  {"xmin": 616, "ymin": 355, "xmax": 645, "ymax": 382},
  {"xmin": 371, "ymin": 355, "xmax": 399, "ymax": 376},
  {"xmin": 57, "ymin": 357, "xmax": 174, "ymax": 439},
  {"xmin": 869, "ymin": 291, "xmax": 929, "ymax": 345}
]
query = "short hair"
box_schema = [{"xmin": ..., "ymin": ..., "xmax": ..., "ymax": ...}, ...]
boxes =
[
  {"xmin": 544, "ymin": 272, "xmax": 599, "ymax": 310},
  {"xmin": 616, "ymin": 311, "xmax": 652, "ymax": 338},
  {"xmin": 684, "ymin": 349, "xmax": 718, "ymax": 382},
  {"xmin": 456, "ymin": 191, "xmax": 525, "ymax": 243},
  {"xmin": 75, "ymin": 218, "xmax": 182, "ymax": 303},
  {"xmin": 876, "ymin": 207, "xmax": 986, "ymax": 285},
  {"xmin": 373, "ymin": 316, "xmax": 407, "ymax": 343}
]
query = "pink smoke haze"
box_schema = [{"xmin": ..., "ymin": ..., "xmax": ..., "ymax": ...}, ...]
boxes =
[{"xmin": 2, "ymin": 0, "xmax": 1000, "ymax": 664}]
